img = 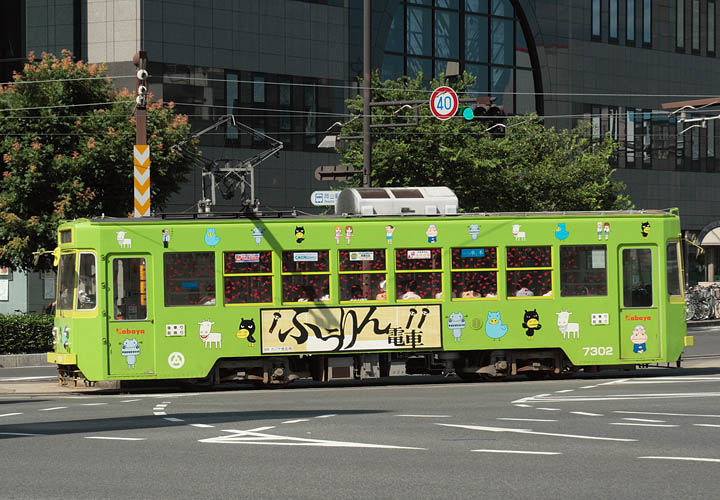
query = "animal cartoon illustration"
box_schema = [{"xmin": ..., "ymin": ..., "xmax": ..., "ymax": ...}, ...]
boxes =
[
  {"xmin": 116, "ymin": 231, "xmax": 132, "ymax": 248},
  {"xmin": 198, "ymin": 320, "xmax": 222, "ymax": 348},
  {"xmin": 121, "ymin": 338, "xmax": 140, "ymax": 368},
  {"xmin": 630, "ymin": 324, "xmax": 648, "ymax": 353},
  {"xmin": 252, "ymin": 227, "xmax": 264, "ymax": 245},
  {"xmin": 448, "ymin": 312, "xmax": 466, "ymax": 342},
  {"xmin": 512, "ymin": 224, "xmax": 525, "ymax": 241},
  {"xmin": 204, "ymin": 228, "xmax": 220, "ymax": 246},
  {"xmin": 468, "ymin": 223, "xmax": 480, "ymax": 240},
  {"xmin": 485, "ymin": 311, "xmax": 508, "ymax": 340},
  {"xmin": 555, "ymin": 223, "xmax": 569, "ymax": 240},
  {"xmin": 556, "ymin": 310, "xmax": 580, "ymax": 339},
  {"xmin": 641, "ymin": 221, "xmax": 651, "ymax": 238},
  {"xmin": 522, "ymin": 309, "xmax": 542, "ymax": 338},
  {"xmin": 426, "ymin": 224, "xmax": 438, "ymax": 243},
  {"xmin": 295, "ymin": 226, "xmax": 305, "ymax": 243},
  {"xmin": 236, "ymin": 318, "xmax": 257, "ymax": 343}
]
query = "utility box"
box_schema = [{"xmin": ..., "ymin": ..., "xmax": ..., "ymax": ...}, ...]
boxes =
[{"xmin": 335, "ymin": 187, "xmax": 458, "ymax": 216}]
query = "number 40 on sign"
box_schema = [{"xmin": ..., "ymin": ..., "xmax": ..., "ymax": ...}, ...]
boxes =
[{"xmin": 429, "ymin": 86, "xmax": 459, "ymax": 121}]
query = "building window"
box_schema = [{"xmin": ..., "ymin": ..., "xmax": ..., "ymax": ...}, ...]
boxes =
[
  {"xmin": 609, "ymin": 0, "xmax": 618, "ymax": 41},
  {"xmin": 626, "ymin": 108, "xmax": 636, "ymax": 166},
  {"xmin": 253, "ymin": 75, "xmax": 265, "ymax": 103},
  {"xmin": 224, "ymin": 251, "xmax": 273, "ymax": 304},
  {"xmin": 338, "ymin": 249, "xmax": 387, "ymax": 302},
  {"xmin": 592, "ymin": 0, "xmax": 601, "ymax": 39},
  {"xmin": 226, "ymin": 73, "xmax": 238, "ymax": 139},
  {"xmin": 627, "ymin": 0, "xmax": 636, "ymax": 43},
  {"xmin": 692, "ymin": 0, "xmax": 700, "ymax": 52},
  {"xmin": 677, "ymin": 0, "xmax": 685, "ymax": 50},
  {"xmin": 451, "ymin": 247, "xmax": 498, "ymax": 299},
  {"xmin": 709, "ymin": 0, "xmax": 716, "ymax": 56},
  {"xmin": 643, "ymin": 0, "xmax": 652, "ymax": 46},
  {"xmin": 303, "ymin": 85, "xmax": 317, "ymax": 146},
  {"xmin": 642, "ymin": 110, "xmax": 652, "ymax": 168}
]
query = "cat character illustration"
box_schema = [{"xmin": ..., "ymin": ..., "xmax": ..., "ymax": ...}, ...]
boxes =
[{"xmin": 522, "ymin": 309, "xmax": 542, "ymax": 338}]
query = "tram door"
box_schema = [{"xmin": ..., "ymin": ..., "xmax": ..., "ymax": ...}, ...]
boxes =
[
  {"xmin": 106, "ymin": 255, "xmax": 156, "ymax": 376},
  {"xmin": 618, "ymin": 247, "xmax": 660, "ymax": 360}
]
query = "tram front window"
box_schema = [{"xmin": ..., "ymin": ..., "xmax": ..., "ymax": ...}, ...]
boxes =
[{"xmin": 56, "ymin": 253, "xmax": 76, "ymax": 311}]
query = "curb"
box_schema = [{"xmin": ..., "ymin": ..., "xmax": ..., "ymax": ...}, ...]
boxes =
[{"xmin": 0, "ymin": 353, "xmax": 52, "ymax": 369}]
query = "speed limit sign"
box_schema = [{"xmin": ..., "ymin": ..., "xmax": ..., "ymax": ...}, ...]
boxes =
[{"xmin": 429, "ymin": 86, "xmax": 459, "ymax": 120}]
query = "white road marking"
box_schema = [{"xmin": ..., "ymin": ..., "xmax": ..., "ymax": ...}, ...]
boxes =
[
  {"xmin": 497, "ymin": 418, "xmax": 557, "ymax": 422},
  {"xmin": 614, "ymin": 411, "xmax": 720, "ymax": 418},
  {"xmin": 536, "ymin": 408, "xmax": 562, "ymax": 411},
  {"xmin": 613, "ymin": 377, "xmax": 720, "ymax": 384},
  {"xmin": 472, "ymin": 449, "xmax": 561, "ymax": 455},
  {"xmin": 121, "ymin": 399, "xmax": 141, "ymax": 403},
  {"xmin": 580, "ymin": 385, "xmax": 597, "ymax": 389},
  {"xmin": 164, "ymin": 417, "xmax": 184, "ymax": 422},
  {"xmin": 153, "ymin": 412, "xmax": 167, "ymax": 416},
  {"xmin": 282, "ymin": 419, "xmax": 309, "ymax": 424},
  {"xmin": 571, "ymin": 412, "xmax": 604, "ymax": 417},
  {"xmin": 517, "ymin": 392, "xmax": 720, "ymax": 403},
  {"xmin": 154, "ymin": 404, "xmax": 168, "ymax": 409},
  {"xmin": 640, "ymin": 456, "xmax": 720, "ymax": 463},
  {"xmin": 315, "ymin": 414, "xmax": 337, "ymax": 419},
  {"xmin": 190, "ymin": 424, "xmax": 215, "ymax": 428},
  {"xmin": 513, "ymin": 404, "xmax": 532, "ymax": 408},
  {"xmin": 85, "ymin": 436, "xmax": 146, "ymax": 441},
  {"xmin": 200, "ymin": 426, "xmax": 426, "ymax": 449},
  {"xmin": 0, "ymin": 376, "xmax": 56, "ymax": 382},
  {"xmin": 0, "ymin": 413, "xmax": 23, "ymax": 418},
  {"xmin": 610, "ymin": 423, "xmax": 678, "ymax": 428},
  {"xmin": 438, "ymin": 423, "xmax": 637, "ymax": 442},
  {"xmin": 39, "ymin": 407, "xmax": 67, "ymax": 411},
  {"xmin": 693, "ymin": 424, "xmax": 720, "ymax": 428},
  {"xmin": 0, "ymin": 432, "xmax": 41, "ymax": 436},
  {"xmin": 396, "ymin": 414, "xmax": 452, "ymax": 418},
  {"xmin": 81, "ymin": 403, "xmax": 108, "ymax": 406},
  {"xmin": 555, "ymin": 389, "xmax": 574, "ymax": 393},
  {"xmin": 622, "ymin": 418, "xmax": 666, "ymax": 423}
]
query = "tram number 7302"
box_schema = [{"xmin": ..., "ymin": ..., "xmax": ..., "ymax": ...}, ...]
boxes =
[{"xmin": 582, "ymin": 346, "xmax": 614, "ymax": 356}]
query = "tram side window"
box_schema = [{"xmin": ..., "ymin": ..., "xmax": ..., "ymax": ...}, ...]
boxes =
[
  {"xmin": 451, "ymin": 247, "xmax": 498, "ymax": 299},
  {"xmin": 560, "ymin": 246, "xmax": 607, "ymax": 296},
  {"xmin": 281, "ymin": 250, "xmax": 330, "ymax": 303},
  {"xmin": 338, "ymin": 249, "xmax": 387, "ymax": 301},
  {"xmin": 224, "ymin": 251, "xmax": 273, "ymax": 304},
  {"xmin": 506, "ymin": 246, "xmax": 552, "ymax": 297},
  {"xmin": 56, "ymin": 253, "xmax": 76, "ymax": 311},
  {"xmin": 395, "ymin": 248, "xmax": 443, "ymax": 300},
  {"xmin": 76, "ymin": 252, "xmax": 97, "ymax": 309},
  {"xmin": 164, "ymin": 252, "xmax": 216, "ymax": 306},
  {"xmin": 622, "ymin": 248, "xmax": 653, "ymax": 307},
  {"xmin": 666, "ymin": 242, "xmax": 683, "ymax": 296},
  {"xmin": 113, "ymin": 258, "xmax": 147, "ymax": 320}
]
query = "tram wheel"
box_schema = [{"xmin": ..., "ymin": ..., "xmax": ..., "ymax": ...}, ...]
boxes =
[{"xmin": 456, "ymin": 372, "xmax": 481, "ymax": 382}]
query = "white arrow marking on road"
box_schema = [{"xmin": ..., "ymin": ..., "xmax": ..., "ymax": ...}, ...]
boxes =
[
  {"xmin": 472, "ymin": 449, "xmax": 562, "ymax": 455},
  {"xmin": 199, "ymin": 426, "xmax": 426, "ymax": 449},
  {"xmin": 437, "ymin": 423, "xmax": 637, "ymax": 442}
]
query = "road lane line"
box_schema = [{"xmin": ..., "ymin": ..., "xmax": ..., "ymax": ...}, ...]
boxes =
[
  {"xmin": 81, "ymin": 403, "xmax": 108, "ymax": 406},
  {"xmin": 472, "ymin": 449, "xmax": 561, "ymax": 455},
  {"xmin": 622, "ymin": 417, "xmax": 666, "ymax": 423},
  {"xmin": 315, "ymin": 414, "xmax": 337, "ymax": 419},
  {"xmin": 580, "ymin": 385, "xmax": 597, "ymax": 389},
  {"xmin": 121, "ymin": 399, "xmax": 141, "ymax": 403},
  {"xmin": 396, "ymin": 414, "xmax": 452, "ymax": 418},
  {"xmin": 190, "ymin": 424, "xmax": 215, "ymax": 428},
  {"xmin": 571, "ymin": 412, "xmax": 604, "ymax": 417},
  {"xmin": 498, "ymin": 418, "xmax": 557, "ymax": 422},
  {"xmin": 85, "ymin": 437, "xmax": 146, "ymax": 441},
  {"xmin": 164, "ymin": 418, "xmax": 184, "ymax": 422},
  {"xmin": 693, "ymin": 423, "xmax": 720, "ymax": 428},
  {"xmin": 282, "ymin": 419, "xmax": 309, "ymax": 424},
  {"xmin": 613, "ymin": 411, "xmax": 720, "ymax": 418},
  {"xmin": 610, "ymin": 423, "xmax": 678, "ymax": 427},
  {"xmin": 438, "ymin": 423, "xmax": 637, "ymax": 442},
  {"xmin": 536, "ymin": 408, "xmax": 562, "ymax": 411},
  {"xmin": 555, "ymin": 389, "xmax": 574, "ymax": 393},
  {"xmin": 38, "ymin": 407, "xmax": 67, "ymax": 411},
  {"xmin": 153, "ymin": 412, "xmax": 167, "ymax": 416},
  {"xmin": 640, "ymin": 456, "xmax": 720, "ymax": 463},
  {"xmin": 513, "ymin": 404, "xmax": 533, "ymax": 408},
  {"xmin": 0, "ymin": 413, "xmax": 23, "ymax": 418},
  {"xmin": 0, "ymin": 376, "xmax": 56, "ymax": 382}
]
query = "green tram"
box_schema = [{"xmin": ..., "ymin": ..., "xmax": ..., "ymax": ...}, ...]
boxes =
[{"xmin": 47, "ymin": 187, "xmax": 692, "ymax": 386}]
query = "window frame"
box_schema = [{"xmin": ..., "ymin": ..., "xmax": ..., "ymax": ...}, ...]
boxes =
[
  {"xmin": 163, "ymin": 251, "xmax": 216, "ymax": 307},
  {"xmin": 223, "ymin": 251, "xmax": 274, "ymax": 305},
  {"xmin": 281, "ymin": 250, "xmax": 331, "ymax": 304},
  {"xmin": 76, "ymin": 251, "xmax": 98, "ymax": 311},
  {"xmin": 506, "ymin": 245, "xmax": 553, "ymax": 299},
  {"xmin": 450, "ymin": 246, "xmax": 498, "ymax": 300},
  {"xmin": 621, "ymin": 247, "xmax": 655, "ymax": 308},
  {"xmin": 395, "ymin": 248, "xmax": 444, "ymax": 301},
  {"xmin": 338, "ymin": 249, "xmax": 388, "ymax": 303},
  {"xmin": 559, "ymin": 245, "xmax": 608, "ymax": 297}
]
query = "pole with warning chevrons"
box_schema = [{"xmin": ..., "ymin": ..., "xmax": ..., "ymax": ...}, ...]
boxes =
[{"xmin": 133, "ymin": 51, "xmax": 150, "ymax": 217}]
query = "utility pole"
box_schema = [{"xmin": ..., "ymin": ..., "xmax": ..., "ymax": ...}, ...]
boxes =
[
  {"xmin": 133, "ymin": 51, "xmax": 150, "ymax": 217},
  {"xmin": 363, "ymin": 0, "xmax": 371, "ymax": 187}
]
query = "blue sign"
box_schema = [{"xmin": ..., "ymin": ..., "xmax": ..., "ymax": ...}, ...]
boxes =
[{"xmin": 461, "ymin": 248, "xmax": 485, "ymax": 258}]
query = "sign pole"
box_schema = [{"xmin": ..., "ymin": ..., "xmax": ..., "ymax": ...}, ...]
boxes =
[{"xmin": 133, "ymin": 51, "xmax": 150, "ymax": 217}]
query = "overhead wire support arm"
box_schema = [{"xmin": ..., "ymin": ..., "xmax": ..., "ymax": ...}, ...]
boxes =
[{"xmin": 170, "ymin": 115, "xmax": 284, "ymax": 214}]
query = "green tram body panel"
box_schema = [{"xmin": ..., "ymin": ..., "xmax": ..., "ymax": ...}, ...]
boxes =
[{"xmin": 49, "ymin": 210, "xmax": 687, "ymax": 382}]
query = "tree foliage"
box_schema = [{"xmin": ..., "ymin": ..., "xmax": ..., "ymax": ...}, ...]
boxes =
[
  {"xmin": 339, "ymin": 72, "xmax": 631, "ymax": 213},
  {"xmin": 0, "ymin": 51, "xmax": 196, "ymax": 270}
]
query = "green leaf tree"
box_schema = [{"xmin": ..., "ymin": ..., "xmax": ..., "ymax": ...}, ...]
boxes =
[
  {"xmin": 0, "ymin": 51, "xmax": 196, "ymax": 270},
  {"xmin": 339, "ymin": 71, "xmax": 631, "ymax": 213}
]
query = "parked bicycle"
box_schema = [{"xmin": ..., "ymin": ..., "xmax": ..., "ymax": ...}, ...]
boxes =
[{"xmin": 685, "ymin": 284, "xmax": 720, "ymax": 321}]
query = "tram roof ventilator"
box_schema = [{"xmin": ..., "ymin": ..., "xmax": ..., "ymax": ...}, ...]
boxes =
[{"xmin": 335, "ymin": 187, "xmax": 458, "ymax": 217}]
